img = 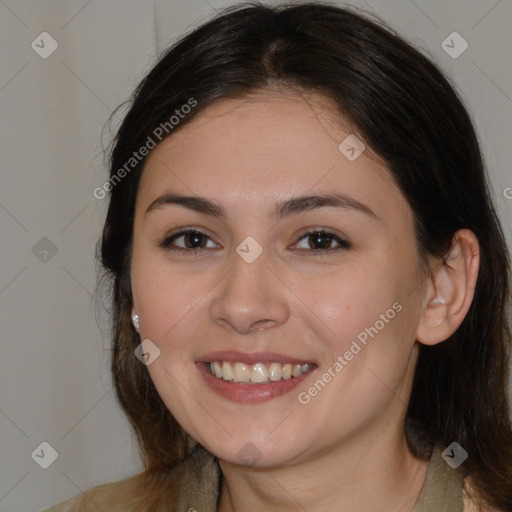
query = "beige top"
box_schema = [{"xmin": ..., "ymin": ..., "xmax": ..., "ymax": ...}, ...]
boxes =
[
  {"xmin": 42, "ymin": 443, "xmax": 464, "ymax": 512},
  {"xmin": 412, "ymin": 444, "xmax": 464, "ymax": 511}
]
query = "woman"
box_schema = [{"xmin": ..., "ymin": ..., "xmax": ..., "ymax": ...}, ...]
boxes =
[{"xmin": 44, "ymin": 2, "xmax": 512, "ymax": 511}]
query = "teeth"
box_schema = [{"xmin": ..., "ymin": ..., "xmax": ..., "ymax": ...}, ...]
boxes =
[
  {"xmin": 282, "ymin": 363, "xmax": 292, "ymax": 379},
  {"xmin": 234, "ymin": 362, "xmax": 251, "ymax": 382},
  {"xmin": 251, "ymin": 363, "xmax": 268, "ymax": 383},
  {"xmin": 207, "ymin": 361, "xmax": 312, "ymax": 383},
  {"xmin": 268, "ymin": 362, "xmax": 282, "ymax": 381},
  {"xmin": 212, "ymin": 361, "xmax": 223, "ymax": 378},
  {"xmin": 222, "ymin": 361, "xmax": 234, "ymax": 381}
]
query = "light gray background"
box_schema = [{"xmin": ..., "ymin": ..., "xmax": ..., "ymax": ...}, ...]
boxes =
[{"xmin": 0, "ymin": 1, "xmax": 510, "ymax": 511}]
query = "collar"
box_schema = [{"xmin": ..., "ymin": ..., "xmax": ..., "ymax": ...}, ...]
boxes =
[{"xmin": 412, "ymin": 443, "xmax": 464, "ymax": 511}]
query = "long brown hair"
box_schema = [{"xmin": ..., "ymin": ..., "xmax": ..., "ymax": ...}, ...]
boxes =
[{"xmin": 98, "ymin": 2, "xmax": 512, "ymax": 509}]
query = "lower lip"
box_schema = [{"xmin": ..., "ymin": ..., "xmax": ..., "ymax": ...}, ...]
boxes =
[{"xmin": 196, "ymin": 363, "xmax": 314, "ymax": 403}]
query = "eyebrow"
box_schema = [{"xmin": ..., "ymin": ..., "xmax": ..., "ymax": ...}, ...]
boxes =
[{"xmin": 145, "ymin": 192, "xmax": 379, "ymax": 221}]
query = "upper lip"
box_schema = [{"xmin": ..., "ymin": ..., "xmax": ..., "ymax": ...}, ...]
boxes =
[{"xmin": 197, "ymin": 350, "xmax": 315, "ymax": 366}]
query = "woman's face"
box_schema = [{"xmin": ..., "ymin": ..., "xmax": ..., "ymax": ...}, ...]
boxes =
[{"xmin": 131, "ymin": 90, "xmax": 428, "ymax": 467}]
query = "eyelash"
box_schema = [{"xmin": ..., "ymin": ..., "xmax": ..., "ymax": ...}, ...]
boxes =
[{"xmin": 159, "ymin": 228, "xmax": 351, "ymax": 255}]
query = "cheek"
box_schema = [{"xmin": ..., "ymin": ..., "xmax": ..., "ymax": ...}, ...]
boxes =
[
  {"xmin": 131, "ymin": 262, "xmax": 211, "ymax": 428},
  {"xmin": 295, "ymin": 264, "xmax": 407, "ymax": 347},
  {"xmin": 130, "ymin": 255, "xmax": 208, "ymax": 357},
  {"xmin": 292, "ymin": 263, "xmax": 421, "ymax": 410}
]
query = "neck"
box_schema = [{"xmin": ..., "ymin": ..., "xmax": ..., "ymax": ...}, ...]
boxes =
[{"xmin": 217, "ymin": 425, "xmax": 429, "ymax": 512}]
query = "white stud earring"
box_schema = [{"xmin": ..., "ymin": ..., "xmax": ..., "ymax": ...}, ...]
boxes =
[{"xmin": 132, "ymin": 314, "xmax": 140, "ymax": 331}]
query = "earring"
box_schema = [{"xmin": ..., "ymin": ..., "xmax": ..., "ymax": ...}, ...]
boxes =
[{"xmin": 132, "ymin": 314, "xmax": 140, "ymax": 331}]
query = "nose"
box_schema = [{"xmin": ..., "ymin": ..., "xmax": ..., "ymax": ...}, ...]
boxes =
[{"xmin": 209, "ymin": 247, "xmax": 290, "ymax": 335}]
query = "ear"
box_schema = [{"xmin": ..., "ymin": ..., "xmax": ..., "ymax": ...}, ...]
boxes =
[{"xmin": 416, "ymin": 229, "xmax": 480, "ymax": 346}]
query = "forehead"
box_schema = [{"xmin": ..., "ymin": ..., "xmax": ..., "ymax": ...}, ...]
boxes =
[{"xmin": 137, "ymin": 90, "xmax": 408, "ymax": 222}]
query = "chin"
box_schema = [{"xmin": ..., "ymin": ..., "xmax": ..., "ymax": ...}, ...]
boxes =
[{"xmin": 198, "ymin": 430, "xmax": 311, "ymax": 469}]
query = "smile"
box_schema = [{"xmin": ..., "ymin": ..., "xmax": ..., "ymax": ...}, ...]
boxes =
[
  {"xmin": 207, "ymin": 361, "xmax": 313, "ymax": 384},
  {"xmin": 196, "ymin": 352, "xmax": 316, "ymax": 403}
]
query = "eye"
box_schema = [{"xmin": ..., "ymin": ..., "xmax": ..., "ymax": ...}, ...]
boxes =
[
  {"xmin": 292, "ymin": 229, "xmax": 350, "ymax": 254},
  {"xmin": 159, "ymin": 228, "xmax": 350, "ymax": 255},
  {"xmin": 160, "ymin": 229, "xmax": 220, "ymax": 254}
]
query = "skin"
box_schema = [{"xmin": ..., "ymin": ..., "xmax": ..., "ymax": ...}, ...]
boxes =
[{"xmin": 130, "ymin": 89, "xmax": 480, "ymax": 511}]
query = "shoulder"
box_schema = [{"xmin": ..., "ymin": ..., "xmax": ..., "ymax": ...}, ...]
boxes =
[
  {"xmin": 41, "ymin": 473, "xmax": 146, "ymax": 512},
  {"xmin": 41, "ymin": 445, "xmax": 219, "ymax": 512}
]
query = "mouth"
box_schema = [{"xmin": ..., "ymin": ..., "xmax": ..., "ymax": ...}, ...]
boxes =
[{"xmin": 196, "ymin": 351, "xmax": 316, "ymax": 403}]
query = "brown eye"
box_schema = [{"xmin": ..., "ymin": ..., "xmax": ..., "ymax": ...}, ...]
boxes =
[
  {"xmin": 160, "ymin": 229, "xmax": 219, "ymax": 253},
  {"xmin": 293, "ymin": 230, "xmax": 350, "ymax": 253}
]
